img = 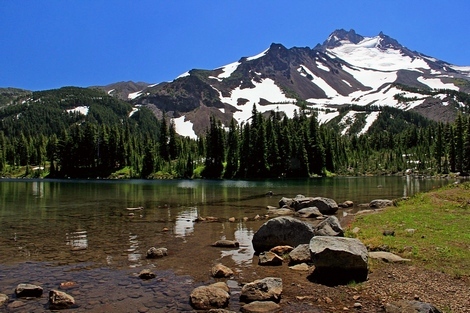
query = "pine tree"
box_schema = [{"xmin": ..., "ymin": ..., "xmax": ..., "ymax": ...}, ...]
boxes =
[{"xmin": 224, "ymin": 118, "xmax": 239, "ymax": 178}]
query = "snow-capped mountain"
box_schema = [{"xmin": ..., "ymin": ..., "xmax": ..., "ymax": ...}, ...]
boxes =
[{"xmin": 126, "ymin": 29, "xmax": 470, "ymax": 138}]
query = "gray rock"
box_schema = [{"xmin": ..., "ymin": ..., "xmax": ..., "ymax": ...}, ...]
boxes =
[
  {"xmin": 0, "ymin": 294, "xmax": 8, "ymax": 306},
  {"xmin": 288, "ymin": 244, "xmax": 311, "ymax": 264},
  {"xmin": 212, "ymin": 240, "xmax": 240, "ymax": 248},
  {"xmin": 369, "ymin": 251, "xmax": 411, "ymax": 263},
  {"xmin": 278, "ymin": 197, "xmax": 293, "ymax": 208},
  {"xmin": 240, "ymin": 277, "xmax": 282, "ymax": 303},
  {"xmin": 241, "ymin": 300, "xmax": 281, "ymax": 313},
  {"xmin": 385, "ymin": 300, "xmax": 441, "ymax": 313},
  {"xmin": 49, "ymin": 289, "xmax": 75, "ymax": 310},
  {"xmin": 211, "ymin": 264, "xmax": 234, "ymax": 278},
  {"xmin": 295, "ymin": 207, "xmax": 323, "ymax": 218},
  {"xmin": 251, "ymin": 217, "xmax": 315, "ymax": 253},
  {"xmin": 146, "ymin": 247, "xmax": 168, "ymax": 259},
  {"xmin": 369, "ymin": 199, "xmax": 394, "ymax": 208},
  {"xmin": 313, "ymin": 216, "xmax": 344, "ymax": 236},
  {"xmin": 267, "ymin": 208, "xmax": 294, "ymax": 216},
  {"xmin": 15, "ymin": 283, "xmax": 43, "ymax": 298},
  {"xmin": 339, "ymin": 200, "xmax": 354, "ymax": 208},
  {"xmin": 309, "ymin": 237, "xmax": 368, "ymax": 285},
  {"xmin": 138, "ymin": 269, "xmax": 156, "ymax": 279},
  {"xmin": 190, "ymin": 285, "xmax": 230, "ymax": 310},
  {"xmin": 292, "ymin": 197, "xmax": 339, "ymax": 214},
  {"xmin": 258, "ymin": 251, "xmax": 283, "ymax": 266}
]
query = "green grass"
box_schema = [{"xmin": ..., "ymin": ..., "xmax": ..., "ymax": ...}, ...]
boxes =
[{"xmin": 347, "ymin": 182, "xmax": 470, "ymax": 277}]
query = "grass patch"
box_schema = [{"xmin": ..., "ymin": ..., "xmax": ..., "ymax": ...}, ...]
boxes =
[{"xmin": 347, "ymin": 182, "xmax": 470, "ymax": 277}]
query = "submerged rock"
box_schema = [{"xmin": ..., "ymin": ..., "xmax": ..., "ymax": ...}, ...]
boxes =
[
  {"xmin": 212, "ymin": 240, "xmax": 240, "ymax": 248},
  {"xmin": 146, "ymin": 247, "xmax": 168, "ymax": 259},
  {"xmin": 138, "ymin": 269, "xmax": 156, "ymax": 279}
]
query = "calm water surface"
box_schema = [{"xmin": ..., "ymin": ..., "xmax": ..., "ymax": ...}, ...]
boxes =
[{"xmin": 0, "ymin": 176, "xmax": 456, "ymax": 311}]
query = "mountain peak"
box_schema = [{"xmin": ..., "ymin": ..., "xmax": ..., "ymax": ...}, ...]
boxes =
[
  {"xmin": 320, "ymin": 29, "xmax": 364, "ymax": 49},
  {"xmin": 376, "ymin": 31, "xmax": 402, "ymax": 50}
]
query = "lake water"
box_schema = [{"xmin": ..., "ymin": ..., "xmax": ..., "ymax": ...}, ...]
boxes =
[{"xmin": 0, "ymin": 176, "xmax": 457, "ymax": 311}]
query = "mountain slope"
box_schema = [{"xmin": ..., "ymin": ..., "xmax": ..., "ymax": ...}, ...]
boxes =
[{"xmin": 124, "ymin": 29, "xmax": 469, "ymax": 137}]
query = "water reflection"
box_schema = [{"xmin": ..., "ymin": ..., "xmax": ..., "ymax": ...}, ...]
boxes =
[
  {"xmin": 127, "ymin": 233, "xmax": 142, "ymax": 267},
  {"xmin": 174, "ymin": 207, "xmax": 198, "ymax": 237},
  {"xmin": 66, "ymin": 230, "xmax": 88, "ymax": 251},
  {"xmin": 32, "ymin": 181, "xmax": 44, "ymax": 198},
  {"xmin": 221, "ymin": 222, "xmax": 255, "ymax": 266}
]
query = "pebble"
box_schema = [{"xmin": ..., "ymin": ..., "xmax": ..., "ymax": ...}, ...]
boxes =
[{"xmin": 354, "ymin": 302, "xmax": 362, "ymax": 309}]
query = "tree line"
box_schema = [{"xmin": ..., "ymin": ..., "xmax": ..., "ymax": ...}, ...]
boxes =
[{"xmin": 0, "ymin": 87, "xmax": 470, "ymax": 179}]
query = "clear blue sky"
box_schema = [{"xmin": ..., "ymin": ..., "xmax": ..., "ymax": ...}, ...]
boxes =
[{"xmin": 1, "ymin": 0, "xmax": 469, "ymax": 91}]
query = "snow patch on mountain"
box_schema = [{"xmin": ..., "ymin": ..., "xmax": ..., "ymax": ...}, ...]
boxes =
[
  {"xmin": 298, "ymin": 65, "xmax": 338, "ymax": 97},
  {"xmin": 67, "ymin": 106, "xmax": 89, "ymax": 115},
  {"xmin": 316, "ymin": 61, "xmax": 330, "ymax": 72},
  {"xmin": 217, "ymin": 78, "xmax": 298, "ymax": 122},
  {"xmin": 359, "ymin": 111, "xmax": 380, "ymax": 135},
  {"xmin": 173, "ymin": 116, "xmax": 197, "ymax": 139},
  {"xmin": 128, "ymin": 90, "xmax": 142, "ymax": 100},
  {"xmin": 329, "ymin": 36, "xmax": 429, "ymax": 71},
  {"xmin": 176, "ymin": 71, "xmax": 190, "ymax": 79},
  {"xmin": 339, "ymin": 111, "xmax": 357, "ymax": 135},
  {"xmin": 246, "ymin": 48, "xmax": 269, "ymax": 61},
  {"xmin": 218, "ymin": 61, "xmax": 241, "ymax": 78},
  {"xmin": 417, "ymin": 77, "xmax": 459, "ymax": 91}
]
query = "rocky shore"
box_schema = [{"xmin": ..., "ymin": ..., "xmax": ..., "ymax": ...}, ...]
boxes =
[{"xmin": 1, "ymin": 193, "xmax": 468, "ymax": 312}]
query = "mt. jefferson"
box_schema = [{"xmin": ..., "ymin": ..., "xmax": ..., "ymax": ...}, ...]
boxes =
[{"xmin": 106, "ymin": 29, "xmax": 470, "ymax": 138}]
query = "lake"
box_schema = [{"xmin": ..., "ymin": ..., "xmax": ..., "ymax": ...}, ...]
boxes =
[{"xmin": 0, "ymin": 176, "xmax": 457, "ymax": 311}]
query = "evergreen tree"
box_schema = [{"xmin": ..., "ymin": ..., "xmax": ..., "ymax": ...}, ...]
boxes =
[
  {"xmin": 202, "ymin": 116, "xmax": 225, "ymax": 178},
  {"xmin": 224, "ymin": 118, "xmax": 239, "ymax": 178}
]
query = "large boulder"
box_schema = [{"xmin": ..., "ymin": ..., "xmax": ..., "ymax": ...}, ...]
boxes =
[
  {"xmin": 48, "ymin": 290, "xmax": 75, "ymax": 310},
  {"xmin": 190, "ymin": 285, "xmax": 230, "ymax": 310},
  {"xmin": 251, "ymin": 217, "xmax": 315, "ymax": 254},
  {"xmin": 292, "ymin": 197, "xmax": 338, "ymax": 214},
  {"xmin": 385, "ymin": 300, "xmax": 441, "ymax": 313},
  {"xmin": 240, "ymin": 277, "xmax": 282, "ymax": 303},
  {"xmin": 313, "ymin": 216, "xmax": 344, "ymax": 237},
  {"xmin": 309, "ymin": 237, "xmax": 368, "ymax": 285}
]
